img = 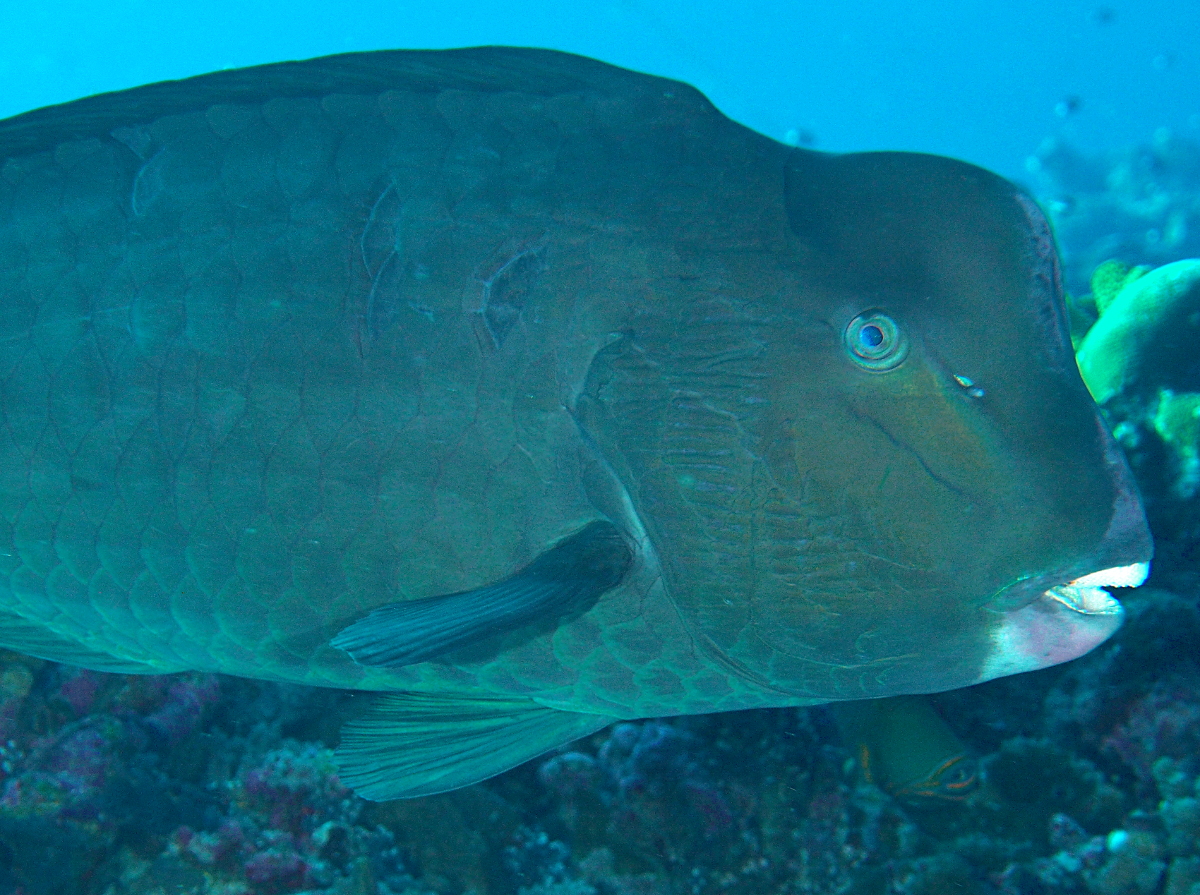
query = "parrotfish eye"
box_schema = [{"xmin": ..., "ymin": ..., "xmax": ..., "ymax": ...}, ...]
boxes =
[
  {"xmin": 844, "ymin": 311, "xmax": 908, "ymax": 371},
  {"xmin": 939, "ymin": 760, "xmax": 977, "ymax": 793}
]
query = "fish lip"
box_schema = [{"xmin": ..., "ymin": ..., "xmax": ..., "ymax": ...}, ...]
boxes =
[
  {"xmin": 988, "ymin": 412, "xmax": 1153, "ymax": 616},
  {"xmin": 1043, "ymin": 561, "xmax": 1150, "ymax": 615}
]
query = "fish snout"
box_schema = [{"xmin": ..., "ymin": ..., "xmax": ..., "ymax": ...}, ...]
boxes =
[{"xmin": 979, "ymin": 414, "xmax": 1152, "ymax": 681}]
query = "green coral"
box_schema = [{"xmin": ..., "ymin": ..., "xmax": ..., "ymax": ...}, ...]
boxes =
[
  {"xmin": 1153, "ymin": 391, "xmax": 1200, "ymax": 452},
  {"xmin": 1153, "ymin": 391, "xmax": 1200, "ymax": 498},
  {"xmin": 1072, "ymin": 257, "xmax": 1200, "ymax": 513},
  {"xmin": 1075, "ymin": 258, "xmax": 1200, "ymax": 404},
  {"xmin": 1090, "ymin": 259, "xmax": 1149, "ymax": 317}
]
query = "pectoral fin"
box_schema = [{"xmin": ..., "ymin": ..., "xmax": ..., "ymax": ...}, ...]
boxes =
[
  {"xmin": 332, "ymin": 521, "xmax": 632, "ymax": 668},
  {"xmin": 336, "ymin": 691, "xmax": 615, "ymax": 799}
]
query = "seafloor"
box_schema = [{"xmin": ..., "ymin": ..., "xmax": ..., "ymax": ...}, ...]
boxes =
[{"xmin": 1, "ymin": 131, "xmax": 1198, "ymax": 895}]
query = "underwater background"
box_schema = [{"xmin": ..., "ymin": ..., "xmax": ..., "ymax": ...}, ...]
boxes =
[
  {"xmin": 3, "ymin": 0, "xmax": 1200, "ymax": 180},
  {"xmin": 1, "ymin": 2, "xmax": 1200, "ymax": 893}
]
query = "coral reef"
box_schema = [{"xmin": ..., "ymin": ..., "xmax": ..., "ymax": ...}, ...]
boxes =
[
  {"xmin": 1025, "ymin": 130, "xmax": 1200, "ymax": 296},
  {"xmin": 1075, "ymin": 259, "xmax": 1200, "ymax": 404},
  {"xmin": 4, "ymin": 591, "xmax": 1200, "ymax": 895}
]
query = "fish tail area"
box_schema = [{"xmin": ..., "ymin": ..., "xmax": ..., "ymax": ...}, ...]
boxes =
[{"xmin": 335, "ymin": 691, "xmax": 616, "ymax": 800}]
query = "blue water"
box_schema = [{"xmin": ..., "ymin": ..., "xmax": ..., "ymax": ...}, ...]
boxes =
[{"xmin": 2, "ymin": 0, "xmax": 1198, "ymax": 180}]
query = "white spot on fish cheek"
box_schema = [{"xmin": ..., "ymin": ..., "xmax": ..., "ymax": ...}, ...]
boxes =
[{"xmin": 953, "ymin": 374, "xmax": 986, "ymax": 399}]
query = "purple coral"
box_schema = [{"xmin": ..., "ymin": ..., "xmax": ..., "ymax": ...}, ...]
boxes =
[
  {"xmin": 1104, "ymin": 682, "xmax": 1200, "ymax": 796},
  {"xmin": 141, "ymin": 674, "xmax": 221, "ymax": 745},
  {"xmin": 597, "ymin": 720, "xmax": 701, "ymax": 799},
  {"xmin": 55, "ymin": 668, "xmax": 102, "ymax": 717},
  {"xmin": 236, "ymin": 742, "xmax": 352, "ymax": 836},
  {"xmin": 0, "ymin": 717, "xmax": 124, "ymax": 822},
  {"xmin": 243, "ymin": 836, "xmax": 312, "ymax": 893},
  {"xmin": 541, "ymin": 719, "xmax": 737, "ymax": 846}
]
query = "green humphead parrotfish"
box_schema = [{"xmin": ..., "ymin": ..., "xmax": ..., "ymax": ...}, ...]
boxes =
[{"xmin": 0, "ymin": 48, "xmax": 1152, "ymax": 799}]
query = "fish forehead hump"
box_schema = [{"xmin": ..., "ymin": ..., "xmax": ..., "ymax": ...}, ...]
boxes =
[{"xmin": 0, "ymin": 49, "xmax": 1148, "ymax": 718}]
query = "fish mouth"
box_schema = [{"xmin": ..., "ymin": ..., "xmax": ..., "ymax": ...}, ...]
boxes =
[
  {"xmin": 1043, "ymin": 561, "xmax": 1150, "ymax": 615},
  {"xmin": 980, "ymin": 560, "xmax": 1149, "ymax": 683}
]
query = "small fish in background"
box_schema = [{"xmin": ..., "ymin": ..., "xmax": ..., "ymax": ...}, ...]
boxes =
[
  {"xmin": 830, "ymin": 697, "xmax": 978, "ymax": 802},
  {"xmin": 784, "ymin": 127, "xmax": 817, "ymax": 147},
  {"xmin": 0, "ymin": 47, "xmax": 1151, "ymax": 800},
  {"xmin": 1056, "ymin": 95, "xmax": 1084, "ymax": 118},
  {"xmin": 1152, "ymin": 53, "xmax": 1175, "ymax": 73}
]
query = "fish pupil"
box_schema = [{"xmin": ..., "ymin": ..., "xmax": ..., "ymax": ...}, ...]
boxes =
[{"xmin": 859, "ymin": 325, "xmax": 885, "ymax": 348}]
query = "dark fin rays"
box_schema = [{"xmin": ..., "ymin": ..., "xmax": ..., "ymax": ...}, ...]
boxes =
[
  {"xmin": 336, "ymin": 691, "xmax": 615, "ymax": 799},
  {"xmin": 331, "ymin": 520, "xmax": 632, "ymax": 668}
]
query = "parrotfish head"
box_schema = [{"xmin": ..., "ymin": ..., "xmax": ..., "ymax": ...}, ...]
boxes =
[{"xmin": 675, "ymin": 149, "xmax": 1151, "ymax": 701}]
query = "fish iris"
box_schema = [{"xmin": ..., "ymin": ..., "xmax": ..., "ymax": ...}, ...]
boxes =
[{"xmin": 845, "ymin": 311, "xmax": 908, "ymax": 371}]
